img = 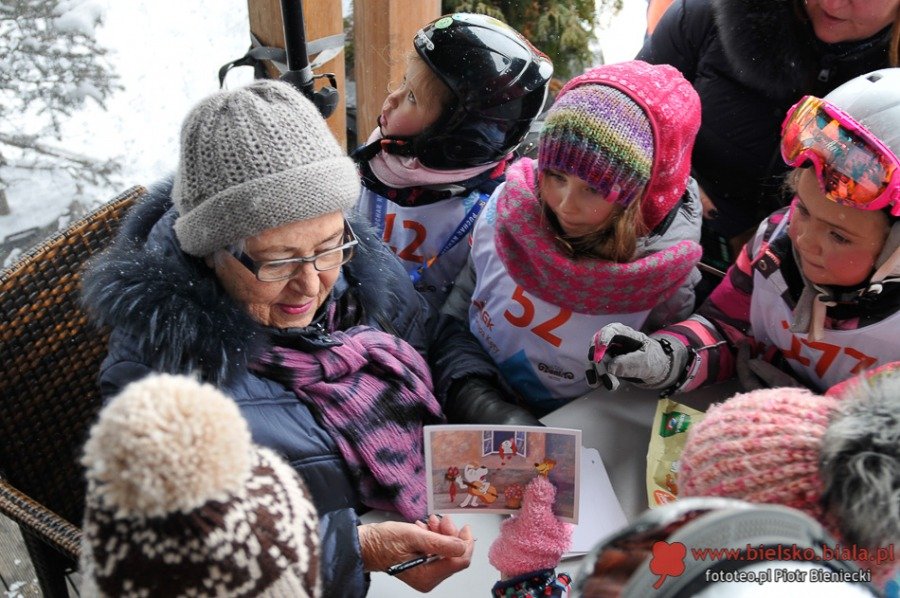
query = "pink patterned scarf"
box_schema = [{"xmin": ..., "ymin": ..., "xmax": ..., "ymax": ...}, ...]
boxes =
[
  {"xmin": 256, "ymin": 325, "xmax": 444, "ymax": 521},
  {"xmin": 494, "ymin": 158, "xmax": 701, "ymax": 314}
]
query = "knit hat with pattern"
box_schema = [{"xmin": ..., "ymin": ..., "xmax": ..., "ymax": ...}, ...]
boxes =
[
  {"xmin": 80, "ymin": 373, "xmax": 321, "ymax": 598},
  {"xmin": 173, "ymin": 80, "xmax": 359, "ymax": 256},
  {"xmin": 679, "ymin": 387, "xmax": 836, "ymax": 519},
  {"xmin": 543, "ymin": 61, "xmax": 701, "ymax": 231},
  {"xmin": 539, "ymin": 84, "xmax": 653, "ymax": 209}
]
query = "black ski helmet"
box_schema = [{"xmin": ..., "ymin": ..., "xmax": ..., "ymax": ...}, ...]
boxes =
[{"xmin": 395, "ymin": 13, "xmax": 553, "ymax": 169}]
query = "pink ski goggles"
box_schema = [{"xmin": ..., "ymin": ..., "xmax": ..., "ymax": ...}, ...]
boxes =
[{"xmin": 781, "ymin": 95, "xmax": 900, "ymax": 216}]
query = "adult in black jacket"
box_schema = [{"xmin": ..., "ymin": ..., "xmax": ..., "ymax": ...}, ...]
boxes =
[
  {"xmin": 638, "ymin": 0, "xmax": 899, "ymax": 268},
  {"xmin": 81, "ymin": 81, "xmax": 473, "ymax": 598}
]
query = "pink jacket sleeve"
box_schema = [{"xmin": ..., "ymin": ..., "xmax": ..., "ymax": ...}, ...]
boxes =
[{"xmin": 657, "ymin": 229, "xmax": 764, "ymax": 392}]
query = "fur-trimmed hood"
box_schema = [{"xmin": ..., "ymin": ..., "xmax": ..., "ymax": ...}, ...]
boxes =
[
  {"xmin": 81, "ymin": 178, "xmax": 411, "ymax": 386},
  {"xmin": 711, "ymin": 0, "xmax": 892, "ymax": 98}
]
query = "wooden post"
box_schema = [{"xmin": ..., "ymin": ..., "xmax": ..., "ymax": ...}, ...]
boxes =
[
  {"xmin": 247, "ymin": 0, "xmax": 347, "ymax": 147},
  {"xmin": 353, "ymin": 0, "xmax": 440, "ymax": 143}
]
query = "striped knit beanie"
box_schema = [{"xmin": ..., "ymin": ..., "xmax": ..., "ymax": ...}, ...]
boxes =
[
  {"xmin": 539, "ymin": 84, "xmax": 653, "ymax": 209},
  {"xmin": 549, "ymin": 61, "xmax": 701, "ymax": 230},
  {"xmin": 80, "ymin": 374, "xmax": 321, "ymax": 598}
]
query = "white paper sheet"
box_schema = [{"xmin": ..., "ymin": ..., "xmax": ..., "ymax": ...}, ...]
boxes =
[{"xmin": 565, "ymin": 446, "xmax": 628, "ymax": 557}]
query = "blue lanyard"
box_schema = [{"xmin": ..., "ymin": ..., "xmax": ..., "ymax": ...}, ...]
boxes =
[
  {"xmin": 409, "ymin": 193, "xmax": 488, "ymax": 284},
  {"xmin": 371, "ymin": 193, "xmax": 388, "ymax": 237}
]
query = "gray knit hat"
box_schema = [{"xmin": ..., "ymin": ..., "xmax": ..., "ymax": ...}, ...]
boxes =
[
  {"xmin": 173, "ymin": 80, "xmax": 359, "ymax": 256},
  {"xmin": 80, "ymin": 374, "xmax": 321, "ymax": 597}
]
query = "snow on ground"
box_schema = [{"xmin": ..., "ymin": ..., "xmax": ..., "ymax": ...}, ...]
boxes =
[{"xmin": 0, "ymin": 0, "xmax": 646, "ymax": 243}]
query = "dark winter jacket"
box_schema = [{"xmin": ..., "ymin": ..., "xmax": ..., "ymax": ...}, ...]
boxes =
[
  {"xmin": 80, "ymin": 180, "xmax": 435, "ymax": 598},
  {"xmin": 638, "ymin": 0, "xmax": 893, "ymax": 238}
]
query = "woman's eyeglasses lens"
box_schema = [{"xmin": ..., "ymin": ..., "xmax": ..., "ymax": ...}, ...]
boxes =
[
  {"xmin": 244, "ymin": 226, "xmax": 358, "ymax": 282},
  {"xmin": 256, "ymin": 246, "xmax": 354, "ymax": 281}
]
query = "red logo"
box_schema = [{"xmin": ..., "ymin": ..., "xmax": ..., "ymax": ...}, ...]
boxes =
[
  {"xmin": 650, "ymin": 540, "xmax": 686, "ymax": 589},
  {"xmin": 653, "ymin": 489, "xmax": 677, "ymax": 505}
]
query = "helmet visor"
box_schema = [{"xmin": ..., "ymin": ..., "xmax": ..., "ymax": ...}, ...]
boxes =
[{"xmin": 780, "ymin": 95, "xmax": 900, "ymax": 216}]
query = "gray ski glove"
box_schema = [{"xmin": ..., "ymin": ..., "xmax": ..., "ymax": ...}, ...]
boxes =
[{"xmin": 588, "ymin": 323, "xmax": 688, "ymax": 391}]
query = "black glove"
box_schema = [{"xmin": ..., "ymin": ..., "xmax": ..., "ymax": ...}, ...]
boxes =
[{"xmin": 444, "ymin": 377, "xmax": 543, "ymax": 426}]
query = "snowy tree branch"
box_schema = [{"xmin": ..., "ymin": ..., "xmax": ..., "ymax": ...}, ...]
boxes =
[{"xmin": 1, "ymin": 0, "xmax": 121, "ymax": 191}]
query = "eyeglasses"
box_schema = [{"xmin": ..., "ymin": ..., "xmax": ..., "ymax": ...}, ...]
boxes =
[
  {"xmin": 232, "ymin": 221, "xmax": 358, "ymax": 282},
  {"xmin": 780, "ymin": 95, "xmax": 900, "ymax": 216}
]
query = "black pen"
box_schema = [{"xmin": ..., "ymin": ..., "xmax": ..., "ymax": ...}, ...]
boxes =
[{"xmin": 385, "ymin": 554, "xmax": 441, "ymax": 576}]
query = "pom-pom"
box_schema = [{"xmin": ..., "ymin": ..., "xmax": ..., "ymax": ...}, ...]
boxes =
[
  {"xmin": 81, "ymin": 374, "xmax": 252, "ymax": 517},
  {"xmin": 822, "ymin": 365, "xmax": 900, "ymax": 550}
]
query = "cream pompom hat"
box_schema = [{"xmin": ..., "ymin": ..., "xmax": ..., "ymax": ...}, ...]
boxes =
[{"xmin": 80, "ymin": 373, "xmax": 321, "ymax": 597}]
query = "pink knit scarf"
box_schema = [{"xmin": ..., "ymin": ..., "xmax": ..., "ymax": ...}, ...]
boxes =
[
  {"xmin": 256, "ymin": 325, "xmax": 444, "ymax": 521},
  {"xmin": 494, "ymin": 158, "xmax": 702, "ymax": 315}
]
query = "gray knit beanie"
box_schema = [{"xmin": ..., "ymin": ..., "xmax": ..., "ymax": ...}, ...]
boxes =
[{"xmin": 173, "ymin": 80, "xmax": 359, "ymax": 257}]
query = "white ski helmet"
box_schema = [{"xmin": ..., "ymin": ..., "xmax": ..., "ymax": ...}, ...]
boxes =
[
  {"xmin": 824, "ymin": 68, "xmax": 900, "ymax": 296},
  {"xmin": 825, "ymin": 67, "xmax": 900, "ymax": 160}
]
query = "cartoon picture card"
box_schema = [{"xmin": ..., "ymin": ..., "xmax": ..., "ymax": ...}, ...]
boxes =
[{"xmin": 424, "ymin": 424, "xmax": 581, "ymax": 523}]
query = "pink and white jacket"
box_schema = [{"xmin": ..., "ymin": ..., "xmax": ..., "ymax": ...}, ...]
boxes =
[{"xmin": 662, "ymin": 207, "xmax": 900, "ymax": 393}]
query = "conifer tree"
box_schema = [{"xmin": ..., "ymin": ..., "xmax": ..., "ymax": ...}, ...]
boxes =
[{"xmin": 1, "ymin": 0, "xmax": 120, "ymax": 196}]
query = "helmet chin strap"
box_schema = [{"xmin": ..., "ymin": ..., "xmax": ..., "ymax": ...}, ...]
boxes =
[
  {"xmin": 379, "ymin": 136, "xmax": 416, "ymax": 157},
  {"xmin": 864, "ymin": 244, "xmax": 900, "ymax": 296},
  {"xmin": 352, "ymin": 135, "xmax": 413, "ymax": 163},
  {"xmin": 352, "ymin": 131, "xmax": 417, "ymax": 163},
  {"xmin": 861, "ymin": 222, "xmax": 900, "ymax": 296}
]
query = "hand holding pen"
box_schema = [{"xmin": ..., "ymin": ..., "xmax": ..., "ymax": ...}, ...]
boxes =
[
  {"xmin": 384, "ymin": 514, "xmax": 462, "ymax": 576},
  {"xmin": 358, "ymin": 514, "xmax": 474, "ymax": 592},
  {"xmin": 386, "ymin": 553, "xmax": 442, "ymax": 576}
]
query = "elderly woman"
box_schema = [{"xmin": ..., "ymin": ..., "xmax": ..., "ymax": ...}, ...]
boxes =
[{"xmin": 81, "ymin": 80, "xmax": 473, "ymax": 597}]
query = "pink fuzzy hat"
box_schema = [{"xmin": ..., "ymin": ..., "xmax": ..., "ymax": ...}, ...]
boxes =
[
  {"xmin": 488, "ymin": 476, "xmax": 572, "ymax": 578},
  {"xmin": 679, "ymin": 387, "xmax": 836, "ymax": 519},
  {"xmin": 680, "ymin": 369, "xmax": 900, "ymax": 586}
]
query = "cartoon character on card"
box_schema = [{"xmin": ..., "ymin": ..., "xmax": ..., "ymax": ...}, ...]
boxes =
[
  {"xmin": 534, "ymin": 458, "xmax": 557, "ymax": 477},
  {"xmin": 445, "ymin": 466, "xmax": 461, "ymax": 503},
  {"xmin": 457, "ymin": 463, "xmax": 498, "ymax": 507},
  {"xmin": 499, "ymin": 438, "xmax": 518, "ymax": 464}
]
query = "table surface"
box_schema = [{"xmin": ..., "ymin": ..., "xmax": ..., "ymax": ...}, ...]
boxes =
[{"xmin": 365, "ymin": 380, "xmax": 742, "ymax": 597}]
